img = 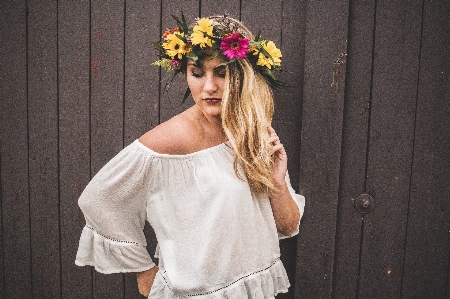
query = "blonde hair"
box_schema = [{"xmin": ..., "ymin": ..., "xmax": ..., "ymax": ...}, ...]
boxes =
[
  {"xmin": 190, "ymin": 15, "xmax": 277, "ymax": 197},
  {"xmin": 222, "ymin": 58, "xmax": 276, "ymax": 197}
]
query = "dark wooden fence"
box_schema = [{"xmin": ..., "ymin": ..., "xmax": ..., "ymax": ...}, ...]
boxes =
[{"xmin": 1, "ymin": 1, "xmax": 449, "ymax": 298}]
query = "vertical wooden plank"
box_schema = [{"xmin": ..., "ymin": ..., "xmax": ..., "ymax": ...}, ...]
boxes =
[
  {"xmin": 0, "ymin": 154, "xmax": 3, "ymax": 298},
  {"xmin": 201, "ymin": 0, "xmax": 240, "ymax": 18},
  {"xmin": 91, "ymin": 1, "xmax": 125, "ymax": 298},
  {"xmin": 59, "ymin": 0, "xmax": 92, "ymax": 297},
  {"xmin": 401, "ymin": 1, "xmax": 450, "ymax": 298},
  {"xmin": 159, "ymin": 1, "xmax": 199, "ymax": 123},
  {"xmin": 332, "ymin": 1, "xmax": 375, "ymax": 298},
  {"xmin": 295, "ymin": 1, "xmax": 349, "ymax": 298},
  {"xmin": 124, "ymin": 0, "xmax": 161, "ymax": 146},
  {"xmin": 27, "ymin": 1, "xmax": 60, "ymax": 297},
  {"xmin": 276, "ymin": 1, "xmax": 307, "ymax": 298},
  {"xmin": 358, "ymin": 2, "xmax": 423, "ymax": 298},
  {"xmin": 123, "ymin": 0, "xmax": 161, "ymax": 297},
  {"xmin": 0, "ymin": 2, "xmax": 32, "ymax": 298},
  {"xmin": 276, "ymin": 0, "xmax": 306, "ymax": 204}
]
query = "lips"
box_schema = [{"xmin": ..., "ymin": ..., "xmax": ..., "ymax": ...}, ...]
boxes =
[{"xmin": 204, "ymin": 98, "xmax": 222, "ymax": 104}]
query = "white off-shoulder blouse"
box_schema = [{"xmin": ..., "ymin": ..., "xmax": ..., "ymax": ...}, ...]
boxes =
[{"xmin": 75, "ymin": 140, "xmax": 305, "ymax": 298}]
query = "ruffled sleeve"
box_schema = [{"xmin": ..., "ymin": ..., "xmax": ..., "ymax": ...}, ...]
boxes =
[
  {"xmin": 278, "ymin": 171, "xmax": 306, "ymax": 240},
  {"xmin": 75, "ymin": 142, "xmax": 155, "ymax": 274}
]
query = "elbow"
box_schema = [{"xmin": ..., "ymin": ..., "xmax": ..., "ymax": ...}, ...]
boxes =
[
  {"xmin": 278, "ymin": 214, "xmax": 300, "ymax": 236},
  {"xmin": 279, "ymin": 207, "xmax": 300, "ymax": 236}
]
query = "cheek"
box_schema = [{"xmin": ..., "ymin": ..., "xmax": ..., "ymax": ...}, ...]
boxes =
[{"xmin": 187, "ymin": 78, "xmax": 202, "ymax": 99}]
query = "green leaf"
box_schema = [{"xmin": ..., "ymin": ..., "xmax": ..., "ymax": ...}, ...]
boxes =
[
  {"xmin": 216, "ymin": 59, "xmax": 236, "ymax": 67},
  {"xmin": 254, "ymin": 31, "xmax": 261, "ymax": 42},
  {"xmin": 257, "ymin": 45, "xmax": 276, "ymax": 65},
  {"xmin": 181, "ymin": 88, "xmax": 191, "ymax": 106},
  {"xmin": 152, "ymin": 41, "xmax": 164, "ymax": 51},
  {"xmin": 186, "ymin": 51, "xmax": 199, "ymax": 61},
  {"xmin": 172, "ymin": 11, "xmax": 189, "ymax": 34}
]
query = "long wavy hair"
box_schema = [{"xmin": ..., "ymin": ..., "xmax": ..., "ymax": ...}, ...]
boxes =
[
  {"xmin": 222, "ymin": 58, "xmax": 276, "ymax": 197},
  {"xmin": 189, "ymin": 16, "xmax": 277, "ymax": 197}
]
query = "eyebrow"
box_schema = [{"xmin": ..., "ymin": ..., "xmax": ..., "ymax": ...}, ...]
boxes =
[{"xmin": 187, "ymin": 62, "xmax": 226, "ymax": 71}]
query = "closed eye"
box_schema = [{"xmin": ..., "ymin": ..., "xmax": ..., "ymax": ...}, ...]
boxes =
[{"xmin": 191, "ymin": 72, "xmax": 203, "ymax": 78}]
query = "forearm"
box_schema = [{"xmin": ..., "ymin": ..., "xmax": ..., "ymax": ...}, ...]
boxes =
[
  {"xmin": 270, "ymin": 180, "xmax": 300, "ymax": 236},
  {"xmin": 137, "ymin": 265, "xmax": 159, "ymax": 297}
]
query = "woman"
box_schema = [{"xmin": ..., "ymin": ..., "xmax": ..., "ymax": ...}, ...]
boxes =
[{"xmin": 76, "ymin": 14, "xmax": 305, "ymax": 298}]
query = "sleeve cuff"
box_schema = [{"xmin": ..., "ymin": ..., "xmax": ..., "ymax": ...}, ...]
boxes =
[{"xmin": 75, "ymin": 226, "xmax": 155, "ymax": 274}]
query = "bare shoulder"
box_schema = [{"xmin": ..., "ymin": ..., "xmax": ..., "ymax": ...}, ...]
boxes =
[{"xmin": 139, "ymin": 110, "xmax": 200, "ymax": 155}]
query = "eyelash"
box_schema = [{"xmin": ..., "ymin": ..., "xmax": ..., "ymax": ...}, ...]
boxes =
[{"xmin": 191, "ymin": 72, "xmax": 226, "ymax": 78}]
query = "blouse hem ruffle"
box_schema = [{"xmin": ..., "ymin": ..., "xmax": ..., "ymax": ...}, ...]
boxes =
[
  {"xmin": 75, "ymin": 225, "xmax": 155, "ymax": 274},
  {"xmin": 148, "ymin": 258, "xmax": 290, "ymax": 298}
]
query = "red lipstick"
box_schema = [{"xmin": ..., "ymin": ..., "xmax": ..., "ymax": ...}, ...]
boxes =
[{"xmin": 204, "ymin": 98, "xmax": 222, "ymax": 104}]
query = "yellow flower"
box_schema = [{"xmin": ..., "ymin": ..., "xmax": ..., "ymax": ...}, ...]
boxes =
[
  {"xmin": 163, "ymin": 32, "xmax": 190, "ymax": 59},
  {"xmin": 255, "ymin": 41, "xmax": 282, "ymax": 69},
  {"xmin": 190, "ymin": 18, "xmax": 214, "ymax": 48}
]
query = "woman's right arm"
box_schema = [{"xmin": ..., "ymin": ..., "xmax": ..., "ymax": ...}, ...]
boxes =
[{"xmin": 137, "ymin": 265, "xmax": 159, "ymax": 297}]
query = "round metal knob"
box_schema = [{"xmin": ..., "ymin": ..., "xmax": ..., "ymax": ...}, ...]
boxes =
[{"xmin": 354, "ymin": 194, "xmax": 375, "ymax": 214}]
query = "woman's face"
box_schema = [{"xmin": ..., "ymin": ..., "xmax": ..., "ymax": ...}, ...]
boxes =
[{"xmin": 186, "ymin": 55, "xmax": 226, "ymax": 119}]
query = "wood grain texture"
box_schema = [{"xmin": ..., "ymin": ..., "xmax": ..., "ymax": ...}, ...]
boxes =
[
  {"xmin": 91, "ymin": 1, "xmax": 126, "ymax": 298},
  {"xmin": 277, "ymin": 0, "xmax": 308, "ymax": 294},
  {"xmin": 124, "ymin": 0, "xmax": 161, "ymax": 146},
  {"xmin": 27, "ymin": 1, "xmax": 61, "ymax": 297},
  {"xmin": 123, "ymin": 1, "xmax": 162, "ymax": 296},
  {"xmin": 331, "ymin": 1, "xmax": 375, "ymax": 298},
  {"xmin": 1, "ymin": 1, "xmax": 450, "ymax": 298},
  {"xmin": 0, "ymin": 153, "xmax": 3, "ymax": 298},
  {"xmin": 58, "ymin": 1, "xmax": 92, "ymax": 297},
  {"xmin": 0, "ymin": 2, "xmax": 32, "ymax": 298},
  {"xmin": 401, "ymin": 1, "xmax": 450, "ymax": 298},
  {"xmin": 358, "ymin": 1, "xmax": 423, "ymax": 298},
  {"xmin": 295, "ymin": 1, "xmax": 349, "ymax": 298},
  {"xmin": 201, "ymin": 0, "xmax": 240, "ymax": 19}
]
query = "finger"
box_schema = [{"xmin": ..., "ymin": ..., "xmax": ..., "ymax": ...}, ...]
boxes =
[
  {"xmin": 270, "ymin": 143, "xmax": 286, "ymax": 156},
  {"xmin": 268, "ymin": 135, "xmax": 280, "ymax": 144},
  {"xmin": 268, "ymin": 125, "xmax": 278, "ymax": 138}
]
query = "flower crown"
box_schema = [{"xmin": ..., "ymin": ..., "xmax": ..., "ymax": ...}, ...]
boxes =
[{"xmin": 153, "ymin": 13, "xmax": 283, "ymax": 102}]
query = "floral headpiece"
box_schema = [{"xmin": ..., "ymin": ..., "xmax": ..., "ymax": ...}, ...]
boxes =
[{"xmin": 153, "ymin": 12, "xmax": 283, "ymax": 102}]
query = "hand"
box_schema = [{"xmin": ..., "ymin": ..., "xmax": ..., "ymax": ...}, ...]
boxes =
[
  {"xmin": 137, "ymin": 265, "xmax": 159, "ymax": 297},
  {"xmin": 268, "ymin": 126, "xmax": 287, "ymax": 186}
]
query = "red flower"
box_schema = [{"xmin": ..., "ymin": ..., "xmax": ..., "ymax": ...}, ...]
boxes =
[
  {"xmin": 220, "ymin": 33, "xmax": 250, "ymax": 60},
  {"xmin": 171, "ymin": 60, "xmax": 181, "ymax": 67}
]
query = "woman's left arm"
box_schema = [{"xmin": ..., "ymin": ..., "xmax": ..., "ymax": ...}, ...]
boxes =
[{"xmin": 268, "ymin": 127, "xmax": 301, "ymax": 236}]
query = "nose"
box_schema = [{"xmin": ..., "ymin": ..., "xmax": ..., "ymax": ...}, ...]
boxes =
[{"xmin": 203, "ymin": 74, "xmax": 218, "ymax": 94}]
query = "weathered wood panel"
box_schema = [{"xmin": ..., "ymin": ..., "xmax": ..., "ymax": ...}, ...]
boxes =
[
  {"xmin": 295, "ymin": 1, "xmax": 349, "ymax": 298},
  {"xmin": 358, "ymin": 1, "xmax": 423, "ymax": 298},
  {"xmin": 201, "ymin": 0, "xmax": 240, "ymax": 18},
  {"xmin": 124, "ymin": 0, "xmax": 161, "ymax": 146},
  {"xmin": 0, "ymin": 2, "xmax": 32, "ymax": 298},
  {"xmin": 27, "ymin": 1, "xmax": 60, "ymax": 297},
  {"xmin": 332, "ymin": 1, "xmax": 375, "ymax": 297},
  {"xmin": 1, "ymin": 1, "xmax": 450, "ymax": 298},
  {"xmin": 274, "ymin": 0, "xmax": 307, "ymax": 298},
  {"xmin": 123, "ymin": 1, "xmax": 162, "ymax": 297},
  {"xmin": 401, "ymin": 1, "xmax": 450, "ymax": 298},
  {"xmin": 90, "ymin": 1, "xmax": 125, "ymax": 298},
  {"xmin": 58, "ymin": 0, "xmax": 92, "ymax": 298}
]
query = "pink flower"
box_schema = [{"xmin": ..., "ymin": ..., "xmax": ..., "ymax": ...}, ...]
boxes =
[
  {"xmin": 171, "ymin": 59, "xmax": 181, "ymax": 67},
  {"xmin": 220, "ymin": 33, "xmax": 250, "ymax": 60}
]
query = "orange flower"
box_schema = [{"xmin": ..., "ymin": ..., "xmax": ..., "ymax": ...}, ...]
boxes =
[{"xmin": 163, "ymin": 28, "xmax": 171, "ymax": 38}]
